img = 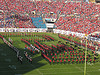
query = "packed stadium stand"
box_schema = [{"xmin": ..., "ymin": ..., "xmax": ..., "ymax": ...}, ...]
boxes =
[
  {"xmin": 31, "ymin": 17, "xmax": 46, "ymax": 28},
  {"xmin": 0, "ymin": 0, "xmax": 100, "ymax": 34}
]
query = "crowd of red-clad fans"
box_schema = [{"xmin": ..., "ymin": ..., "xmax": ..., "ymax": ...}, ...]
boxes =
[
  {"xmin": 90, "ymin": 33, "xmax": 100, "ymax": 38},
  {"xmin": 0, "ymin": 0, "xmax": 36, "ymax": 28},
  {"xmin": 0, "ymin": 0, "xmax": 100, "ymax": 34}
]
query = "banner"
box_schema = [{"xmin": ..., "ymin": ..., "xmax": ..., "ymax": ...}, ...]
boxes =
[
  {"xmin": 53, "ymin": 29, "xmax": 86, "ymax": 38},
  {"xmin": 0, "ymin": 28, "xmax": 47, "ymax": 32}
]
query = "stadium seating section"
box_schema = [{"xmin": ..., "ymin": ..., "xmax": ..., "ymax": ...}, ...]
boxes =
[
  {"xmin": 31, "ymin": 17, "xmax": 46, "ymax": 28},
  {"xmin": 0, "ymin": 0, "xmax": 100, "ymax": 34}
]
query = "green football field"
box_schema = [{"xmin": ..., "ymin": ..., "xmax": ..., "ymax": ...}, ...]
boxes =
[{"xmin": 0, "ymin": 32, "xmax": 100, "ymax": 75}]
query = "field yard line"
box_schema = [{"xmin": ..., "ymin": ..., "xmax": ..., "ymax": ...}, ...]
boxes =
[
  {"xmin": 73, "ymin": 65, "xmax": 83, "ymax": 72},
  {"xmin": 72, "ymin": 65, "xmax": 90, "ymax": 75},
  {"xmin": 42, "ymin": 70, "xmax": 100, "ymax": 74},
  {"xmin": 36, "ymin": 66, "xmax": 100, "ymax": 70},
  {"xmin": 25, "ymin": 59, "xmax": 43, "ymax": 75},
  {"xmin": 43, "ymin": 71, "xmax": 83, "ymax": 74},
  {"xmin": 0, "ymin": 70, "xmax": 99, "ymax": 73},
  {"xmin": 30, "ymin": 64, "xmax": 43, "ymax": 75},
  {"xmin": 39, "ymin": 68, "xmax": 74, "ymax": 70},
  {"xmin": 36, "ymin": 69, "xmax": 43, "ymax": 75}
]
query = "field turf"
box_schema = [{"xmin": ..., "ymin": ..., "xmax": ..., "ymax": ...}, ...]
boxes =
[{"xmin": 0, "ymin": 32, "xmax": 100, "ymax": 75}]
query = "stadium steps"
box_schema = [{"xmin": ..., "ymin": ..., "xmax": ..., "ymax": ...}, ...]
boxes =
[{"xmin": 31, "ymin": 17, "xmax": 46, "ymax": 28}]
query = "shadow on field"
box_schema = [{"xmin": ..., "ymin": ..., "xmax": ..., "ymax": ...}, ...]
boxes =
[{"xmin": 0, "ymin": 42, "xmax": 46, "ymax": 75}]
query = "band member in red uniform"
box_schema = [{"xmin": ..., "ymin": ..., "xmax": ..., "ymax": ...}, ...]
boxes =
[
  {"xmin": 76, "ymin": 53, "xmax": 78, "ymax": 57},
  {"xmin": 66, "ymin": 56, "xmax": 68, "ymax": 60},
  {"xmin": 59, "ymin": 57, "xmax": 61, "ymax": 60},
  {"xmin": 70, "ymin": 53, "xmax": 72, "ymax": 56},
  {"xmin": 79, "ymin": 53, "xmax": 81, "ymax": 57},
  {"xmin": 63, "ymin": 53, "xmax": 64, "ymax": 56},
  {"xmin": 70, "ymin": 56, "xmax": 72, "ymax": 60},
  {"xmin": 67, "ymin": 53, "xmax": 69, "ymax": 57},
  {"xmin": 55, "ymin": 53, "xmax": 57, "ymax": 56},
  {"xmin": 57, "ymin": 60, "xmax": 59, "ymax": 64},
  {"xmin": 68, "ymin": 59, "xmax": 70, "ymax": 64},
  {"xmin": 51, "ymin": 53, "xmax": 53, "ymax": 56},
  {"xmin": 90, "ymin": 59, "xmax": 92, "ymax": 63},
  {"xmin": 80, "ymin": 56, "xmax": 82, "ymax": 59},
  {"xmin": 62, "ymin": 56, "xmax": 64, "ymax": 60},
  {"xmin": 72, "ymin": 59, "xmax": 74, "ymax": 64},
  {"xmin": 64, "ymin": 50, "xmax": 66, "ymax": 54},
  {"xmin": 64, "ymin": 59, "xmax": 66, "ymax": 64},
  {"xmin": 82, "ymin": 58, "xmax": 84, "ymax": 64},
  {"xmin": 60, "ymin": 60, "xmax": 62, "ymax": 64},
  {"xmin": 59, "ymin": 53, "xmax": 61, "ymax": 56},
  {"xmin": 93, "ymin": 59, "xmax": 95, "ymax": 63},
  {"xmin": 87, "ymin": 56, "xmax": 89, "ymax": 60},
  {"xmin": 79, "ymin": 59, "xmax": 81, "ymax": 64},
  {"xmin": 76, "ymin": 59, "xmax": 78, "ymax": 64},
  {"xmin": 31, "ymin": 38, "xmax": 32, "ymax": 42},
  {"xmin": 57, "ymin": 51, "xmax": 59, "ymax": 54},
  {"xmin": 49, "ymin": 60, "xmax": 51, "ymax": 65},
  {"xmin": 55, "ymin": 56, "xmax": 57, "ymax": 60},
  {"xmin": 53, "ymin": 60, "xmax": 55, "ymax": 64},
  {"xmin": 52, "ymin": 56, "xmax": 54, "ymax": 60}
]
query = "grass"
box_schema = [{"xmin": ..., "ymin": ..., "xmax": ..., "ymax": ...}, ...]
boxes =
[{"xmin": 0, "ymin": 32, "xmax": 100, "ymax": 75}]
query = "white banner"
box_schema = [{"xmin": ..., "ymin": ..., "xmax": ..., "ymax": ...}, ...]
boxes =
[
  {"xmin": 53, "ymin": 29, "xmax": 85, "ymax": 38},
  {"xmin": 0, "ymin": 28, "xmax": 47, "ymax": 32}
]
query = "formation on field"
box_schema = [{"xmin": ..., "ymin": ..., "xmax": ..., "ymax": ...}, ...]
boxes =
[{"xmin": 0, "ymin": 33, "xmax": 99, "ymax": 64}]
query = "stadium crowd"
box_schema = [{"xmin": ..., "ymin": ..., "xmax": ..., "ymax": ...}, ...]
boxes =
[{"xmin": 0, "ymin": 0, "xmax": 100, "ymax": 34}]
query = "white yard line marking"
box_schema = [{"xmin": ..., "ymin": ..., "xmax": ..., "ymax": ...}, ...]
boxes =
[
  {"xmin": 72, "ymin": 65, "xmax": 91, "ymax": 75},
  {"xmin": 0, "ymin": 69, "xmax": 99, "ymax": 73},
  {"xmin": 25, "ymin": 60, "xmax": 43, "ymax": 75},
  {"xmin": 30, "ymin": 64, "xmax": 43, "ymax": 75},
  {"xmin": 42, "ymin": 70, "xmax": 100, "ymax": 74}
]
